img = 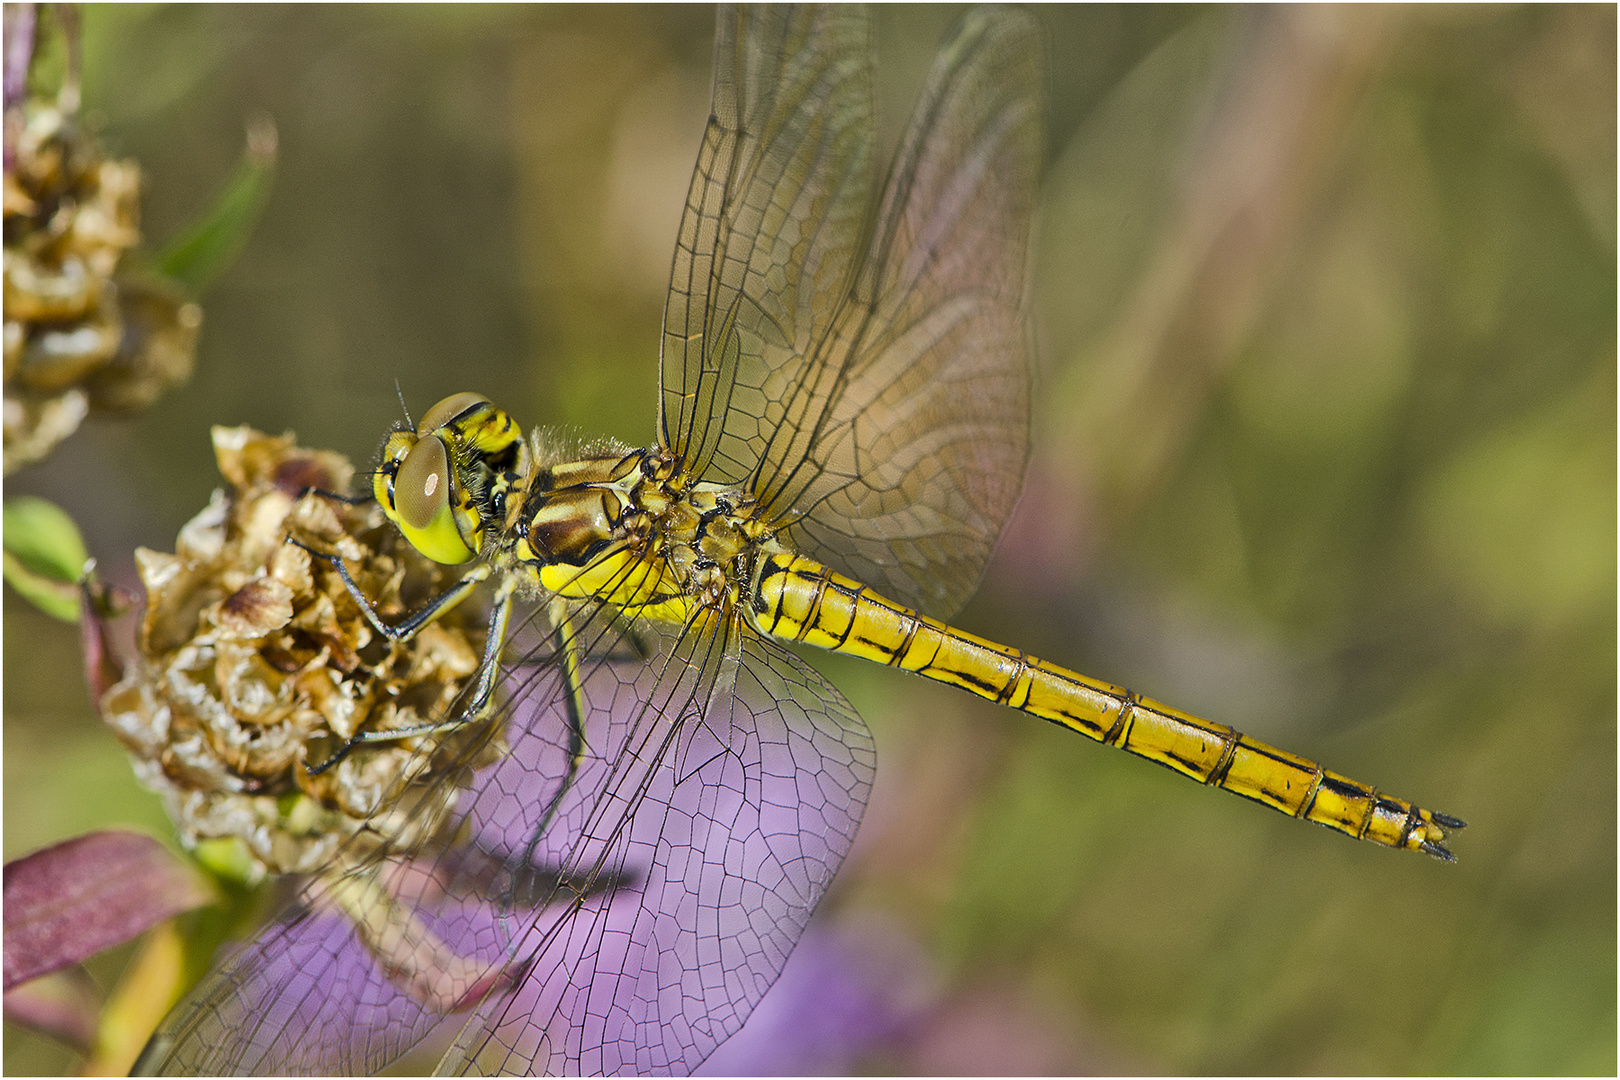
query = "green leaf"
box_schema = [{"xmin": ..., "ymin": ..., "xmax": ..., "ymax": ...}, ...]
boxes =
[
  {"xmin": 4, "ymin": 496, "xmax": 90, "ymax": 581},
  {"xmin": 2, "ymin": 551, "xmax": 79, "ymax": 621},
  {"xmin": 3, "ymin": 497, "xmax": 90, "ymax": 621},
  {"xmin": 156, "ymin": 114, "xmax": 278, "ymax": 293}
]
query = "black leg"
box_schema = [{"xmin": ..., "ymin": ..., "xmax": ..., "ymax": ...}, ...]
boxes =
[{"xmin": 288, "ymin": 536, "xmax": 490, "ymax": 641}]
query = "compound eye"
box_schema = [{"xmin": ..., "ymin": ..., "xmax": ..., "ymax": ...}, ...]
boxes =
[
  {"xmin": 387, "ymin": 435, "xmax": 477, "ymax": 564},
  {"xmin": 396, "ymin": 435, "xmax": 450, "ymax": 531},
  {"xmin": 419, "ymin": 391, "xmax": 491, "ymax": 437}
]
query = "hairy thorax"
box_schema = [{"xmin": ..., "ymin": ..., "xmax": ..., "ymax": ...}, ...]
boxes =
[{"xmin": 510, "ymin": 440, "xmax": 778, "ymax": 626}]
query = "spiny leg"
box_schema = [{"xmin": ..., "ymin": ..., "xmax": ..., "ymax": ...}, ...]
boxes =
[
  {"xmin": 308, "ymin": 585, "xmax": 513, "ymax": 774},
  {"xmin": 509, "ymin": 598, "xmax": 591, "ymax": 910},
  {"xmin": 288, "ymin": 536, "xmax": 490, "ymax": 641},
  {"xmin": 293, "ymin": 537, "xmax": 509, "ymax": 773}
]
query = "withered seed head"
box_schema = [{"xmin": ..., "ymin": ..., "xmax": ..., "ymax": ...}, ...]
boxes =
[
  {"xmin": 99, "ymin": 426, "xmax": 501, "ymax": 885},
  {"xmin": 3, "ymin": 97, "xmax": 201, "ymax": 474}
]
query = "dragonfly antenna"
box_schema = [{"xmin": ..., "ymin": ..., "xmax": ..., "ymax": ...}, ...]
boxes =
[{"xmin": 395, "ymin": 380, "xmax": 414, "ymax": 430}]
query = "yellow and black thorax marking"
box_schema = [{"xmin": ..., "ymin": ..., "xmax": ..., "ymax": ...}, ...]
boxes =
[{"xmin": 512, "ymin": 443, "xmax": 775, "ymax": 626}]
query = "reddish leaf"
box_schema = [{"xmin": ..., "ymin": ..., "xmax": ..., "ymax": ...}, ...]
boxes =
[
  {"xmin": 3, "ymin": 831, "xmax": 214, "ymax": 990},
  {"xmin": 2, "ymin": 965, "xmax": 102, "ymax": 1050}
]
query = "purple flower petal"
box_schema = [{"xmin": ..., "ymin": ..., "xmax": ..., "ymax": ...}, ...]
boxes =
[
  {"xmin": 3, "ymin": 831, "xmax": 214, "ymax": 990},
  {"xmin": 2, "ymin": 4, "xmax": 36, "ymax": 123}
]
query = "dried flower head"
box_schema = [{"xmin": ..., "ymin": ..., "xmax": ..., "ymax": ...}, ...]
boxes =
[
  {"xmin": 99, "ymin": 426, "xmax": 499, "ymax": 886},
  {"xmin": 3, "ymin": 94, "xmax": 201, "ymax": 474}
]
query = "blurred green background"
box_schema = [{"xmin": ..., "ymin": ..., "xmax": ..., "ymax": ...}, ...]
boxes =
[{"xmin": 5, "ymin": 4, "xmax": 1613, "ymax": 1074}]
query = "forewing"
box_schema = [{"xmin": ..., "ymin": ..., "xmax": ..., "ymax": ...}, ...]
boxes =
[
  {"xmin": 439, "ymin": 614, "xmax": 875, "ymax": 1075},
  {"xmin": 758, "ymin": 9, "xmax": 1044, "ymax": 619},
  {"xmin": 659, "ymin": 5, "xmax": 875, "ymax": 484}
]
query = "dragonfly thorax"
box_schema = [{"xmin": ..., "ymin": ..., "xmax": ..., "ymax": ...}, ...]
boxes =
[{"xmin": 513, "ymin": 442, "xmax": 777, "ymax": 623}]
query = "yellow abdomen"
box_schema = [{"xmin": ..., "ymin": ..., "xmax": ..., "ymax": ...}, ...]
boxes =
[{"xmin": 751, "ymin": 551, "xmax": 1459, "ymax": 859}]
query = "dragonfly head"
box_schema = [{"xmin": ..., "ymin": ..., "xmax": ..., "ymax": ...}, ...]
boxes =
[{"xmin": 374, "ymin": 392, "xmax": 524, "ymax": 565}]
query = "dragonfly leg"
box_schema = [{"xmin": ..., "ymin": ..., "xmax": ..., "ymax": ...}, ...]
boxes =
[
  {"xmin": 304, "ymin": 575, "xmax": 514, "ymax": 776},
  {"xmin": 510, "ymin": 598, "xmax": 589, "ymax": 907},
  {"xmin": 299, "ymin": 484, "xmax": 373, "ymax": 507},
  {"xmin": 288, "ymin": 536, "xmax": 489, "ymax": 641}
]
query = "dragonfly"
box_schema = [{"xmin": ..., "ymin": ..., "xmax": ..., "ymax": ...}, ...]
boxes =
[{"xmin": 138, "ymin": 5, "xmax": 1461, "ymax": 1075}]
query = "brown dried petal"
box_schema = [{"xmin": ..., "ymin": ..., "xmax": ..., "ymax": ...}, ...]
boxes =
[
  {"xmin": 168, "ymin": 792, "xmax": 277, "ymax": 865},
  {"xmin": 3, "ymin": 172, "xmax": 38, "ymax": 217},
  {"xmin": 269, "ymin": 539, "xmax": 314, "ymax": 596},
  {"xmin": 215, "ymin": 575, "xmax": 295, "ymax": 640},
  {"xmin": 285, "ymin": 493, "xmax": 350, "ymax": 546},
  {"xmin": 2, "ymin": 250, "xmax": 98, "ymax": 323},
  {"xmin": 212, "ymin": 426, "xmax": 352, "ymax": 501},
  {"xmin": 171, "ymin": 490, "xmax": 229, "ymax": 565},
  {"xmin": 210, "ymin": 425, "xmax": 280, "ymax": 490},
  {"xmin": 217, "ymin": 718, "xmax": 306, "ymax": 779},
  {"xmin": 288, "ymin": 593, "xmax": 365, "ymax": 675},
  {"xmin": 4, "ymin": 319, "xmax": 22, "ymax": 374},
  {"xmin": 273, "ymin": 451, "xmax": 353, "ymax": 504},
  {"xmin": 403, "ymin": 622, "xmax": 481, "ymax": 684},
  {"xmin": 160, "ymin": 729, "xmax": 253, "ymax": 797},
  {"xmin": 294, "ymin": 665, "xmax": 365, "ymax": 740},
  {"xmin": 312, "ymin": 748, "xmax": 410, "ymax": 821},
  {"xmin": 19, "ymin": 315, "xmax": 122, "ymax": 389},
  {"xmin": 211, "ymin": 646, "xmax": 291, "ymax": 726},
  {"xmin": 2, "ymin": 385, "xmax": 88, "ymax": 473},
  {"xmin": 99, "ymin": 677, "xmax": 170, "ymax": 759},
  {"xmin": 88, "ymin": 280, "xmax": 201, "ymax": 414},
  {"xmin": 69, "ymin": 160, "xmax": 141, "ymax": 266}
]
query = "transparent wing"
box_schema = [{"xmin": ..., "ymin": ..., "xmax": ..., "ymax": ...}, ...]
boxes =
[
  {"xmin": 439, "ymin": 618, "xmax": 874, "ymax": 1075},
  {"xmin": 660, "ymin": 7, "xmax": 1043, "ymax": 619},
  {"xmin": 139, "ymin": 593, "xmax": 874, "ymax": 1076},
  {"xmin": 658, "ymin": 4, "xmax": 875, "ymax": 488},
  {"xmin": 762, "ymin": 9, "xmax": 1043, "ymax": 619}
]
